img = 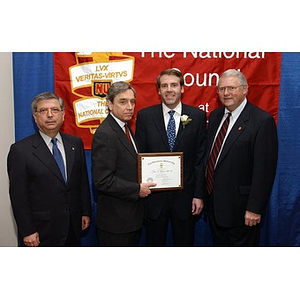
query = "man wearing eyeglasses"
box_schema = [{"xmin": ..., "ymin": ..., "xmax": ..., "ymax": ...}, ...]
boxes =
[
  {"xmin": 205, "ymin": 69, "xmax": 278, "ymax": 246},
  {"xmin": 7, "ymin": 92, "xmax": 91, "ymax": 246}
]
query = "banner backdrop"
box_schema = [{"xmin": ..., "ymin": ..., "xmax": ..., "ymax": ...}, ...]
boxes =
[
  {"xmin": 12, "ymin": 52, "xmax": 300, "ymax": 246},
  {"xmin": 54, "ymin": 52, "xmax": 281, "ymax": 149}
]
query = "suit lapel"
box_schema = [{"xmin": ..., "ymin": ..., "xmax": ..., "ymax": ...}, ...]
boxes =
[
  {"xmin": 127, "ymin": 124, "xmax": 139, "ymax": 152},
  {"xmin": 216, "ymin": 103, "xmax": 251, "ymax": 168},
  {"xmin": 61, "ymin": 133, "xmax": 75, "ymax": 184},
  {"xmin": 207, "ymin": 108, "xmax": 225, "ymax": 151},
  {"xmin": 107, "ymin": 114, "xmax": 137, "ymax": 158},
  {"xmin": 32, "ymin": 133, "xmax": 66, "ymax": 184},
  {"xmin": 151, "ymin": 104, "xmax": 192, "ymax": 151},
  {"xmin": 173, "ymin": 104, "xmax": 190, "ymax": 149},
  {"xmin": 152, "ymin": 105, "xmax": 170, "ymax": 150}
]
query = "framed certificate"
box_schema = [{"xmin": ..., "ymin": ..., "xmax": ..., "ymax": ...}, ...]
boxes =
[{"xmin": 138, "ymin": 152, "xmax": 183, "ymax": 191}]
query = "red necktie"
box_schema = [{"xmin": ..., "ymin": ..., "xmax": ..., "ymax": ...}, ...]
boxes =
[
  {"xmin": 124, "ymin": 124, "xmax": 133, "ymax": 145},
  {"xmin": 206, "ymin": 113, "xmax": 231, "ymax": 195}
]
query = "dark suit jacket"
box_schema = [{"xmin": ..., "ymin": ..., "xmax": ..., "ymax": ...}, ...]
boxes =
[
  {"xmin": 91, "ymin": 114, "xmax": 142, "ymax": 234},
  {"xmin": 135, "ymin": 103, "xmax": 207, "ymax": 220},
  {"xmin": 205, "ymin": 101, "xmax": 278, "ymax": 227},
  {"xmin": 7, "ymin": 132, "xmax": 91, "ymax": 246}
]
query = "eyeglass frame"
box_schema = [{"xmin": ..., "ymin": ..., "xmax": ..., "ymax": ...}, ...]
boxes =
[
  {"xmin": 35, "ymin": 107, "xmax": 64, "ymax": 115},
  {"xmin": 217, "ymin": 85, "xmax": 245, "ymax": 94}
]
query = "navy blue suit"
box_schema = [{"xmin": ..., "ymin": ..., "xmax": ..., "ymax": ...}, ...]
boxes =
[
  {"xmin": 205, "ymin": 102, "xmax": 278, "ymax": 229},
  {"xmin": 136, "ymin": 103, "xmax": 207, "ymax": 245},
  {"xmin": 7, "ymin": 132, "xmax": 91, "ymax": 246}
]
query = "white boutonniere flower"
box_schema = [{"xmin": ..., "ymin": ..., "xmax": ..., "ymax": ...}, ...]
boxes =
[{"xmin": 180, "ymin": 115, "xmax": 192, "ymax": 128}]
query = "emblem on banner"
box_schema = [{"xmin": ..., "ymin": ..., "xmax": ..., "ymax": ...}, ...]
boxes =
[
  {"xmin": 69, "ymin": 52, "xmax": 135, "ymax": 134},
  {"xmin": 93, "ymin": 81, "xmax": 111, "ymax": 98}
]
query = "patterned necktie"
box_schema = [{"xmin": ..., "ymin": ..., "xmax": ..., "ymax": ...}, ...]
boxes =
[
  {"xmin": 167, "ymin": 110, "xmax": 176, "ymax": 151},
  {"xmin": 51, "ymin": 138, "xmax": 66, "ymax": 182},
  {"xmin": 206, "ymin": 113, "xmax": 231, "ymax": 195}
]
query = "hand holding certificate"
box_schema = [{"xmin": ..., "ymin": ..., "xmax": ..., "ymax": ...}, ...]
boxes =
[{"xmin": 138, "ymin": 152, "xmax": 183, "ymax": 191}]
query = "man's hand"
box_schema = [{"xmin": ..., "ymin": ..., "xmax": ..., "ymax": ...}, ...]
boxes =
[
  {"xmin": 139, "ymin": 183, "xmax": 157, "ymax": 198},
  {"xmin": 191, "ymin": 198, "xmax": 204, "ymax": 215},
  {"xmin": 245, "ymin": 210, "xmax": 261, "ymax": 226},
  {"xmin": 82, "ymin": 216, "xmax": 91, "ymax": 230},
  {"xmin": 23, "ymin": 232, "xmax": 40, "ymax": 247}
]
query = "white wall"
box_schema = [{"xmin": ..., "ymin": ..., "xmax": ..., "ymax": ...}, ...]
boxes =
[{"xmin": 0, "ymin": 52, "xmax": 17, "ymax": 246}]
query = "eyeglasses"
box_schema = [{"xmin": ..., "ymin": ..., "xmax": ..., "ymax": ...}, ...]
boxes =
[
  {"xmin": 217, "ymin": 85, "xmax": 243, "ymax": 93},
  {"xmin": 36, "ymin": 108, "xmax": 63, "ymax": 115}
]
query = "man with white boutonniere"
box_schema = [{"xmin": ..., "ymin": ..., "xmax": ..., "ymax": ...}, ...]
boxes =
[
  {"xmin": 180, "ymin": 114, "xmax": 192, "ymax": 128},
  {"xmin": 136, "ymin": 68, "xmax": 207, "ymax": 246}
]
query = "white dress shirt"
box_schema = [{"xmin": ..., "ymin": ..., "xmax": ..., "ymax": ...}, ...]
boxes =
[
  {"xmin": 162, "ymin": 102, "xmax": 182, "ymax": 135},
  {"xmin": 110, "ymin": 113, "xmax": 137, "ymax": 153},
  {"xmin": 211, "ymin": 99, "xmax": 247, "ymax": 166},
  {"xmin": 40, "ymin": 131, "xmax": 67, "ymax": 180}
]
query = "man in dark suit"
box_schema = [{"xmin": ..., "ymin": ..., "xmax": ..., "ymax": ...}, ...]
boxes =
[
  {"xmin": 205, "ymin": 69, "xmax": 278, "ymax": 246},
  {"xmin": 7, "ymin": 92, "xmax": 91, "ymax": 247},
  {"xmin": 92, "ymin": 81, "xmax": 155, "ymax": 246},
  {"xmin": 135, "ymin": 68, "xmax": 207, "ymax": 246}
]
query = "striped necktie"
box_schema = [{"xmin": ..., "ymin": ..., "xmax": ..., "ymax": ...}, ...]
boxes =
[{"xmin": 206, "ymin": 113, "xmax": 231, "ymax": 195}]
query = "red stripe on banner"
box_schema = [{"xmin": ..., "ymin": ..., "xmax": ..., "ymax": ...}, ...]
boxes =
[{"xmin": 54, "ymin": 52, "xmax": 281, "ymax": 149}]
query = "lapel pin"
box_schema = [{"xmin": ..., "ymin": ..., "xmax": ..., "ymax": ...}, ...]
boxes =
[
  {"xmin": 238, "ymin": 127, "xmax": 242, "ymax": 131},
  {"xmin": 72, "ymin": 147, "xmax": 75, "ymax": 151}
]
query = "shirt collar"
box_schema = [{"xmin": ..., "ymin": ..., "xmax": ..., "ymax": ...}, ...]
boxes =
[
  {"xmin": 225, "ymin": 98, "xmax": 247, "ymax": 121},
  {"xmin": 39, "ymin": 131, "xmax": 63, "ymax": 146},
  {"xmin": 110, "ymin": 112, "xmax": 126, "ymax": 129},
  {"xmin": 162, "ymin": 102, "xmax": 182, "ymax": 116}
]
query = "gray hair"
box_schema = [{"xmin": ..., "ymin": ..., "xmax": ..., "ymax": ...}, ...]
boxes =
[
  {"xmin": 106, "ymin": 81, "xmax": 136, "ymax": 103},
  {"xmin": 31, "ymin": 92, "xmax": 65, "ymax": 113},
  {"xmin": 218, "ymin": 69, "xmax": 248, "ymax": 86}
]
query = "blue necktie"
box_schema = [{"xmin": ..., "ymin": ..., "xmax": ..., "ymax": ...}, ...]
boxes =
[
  {"xmin": 167, "ymin": 110, "xmax": 176, "ymax": 151},
  {"xmin": 52, "ymin": 138, "xmax": 66, "ymax": 182}
]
